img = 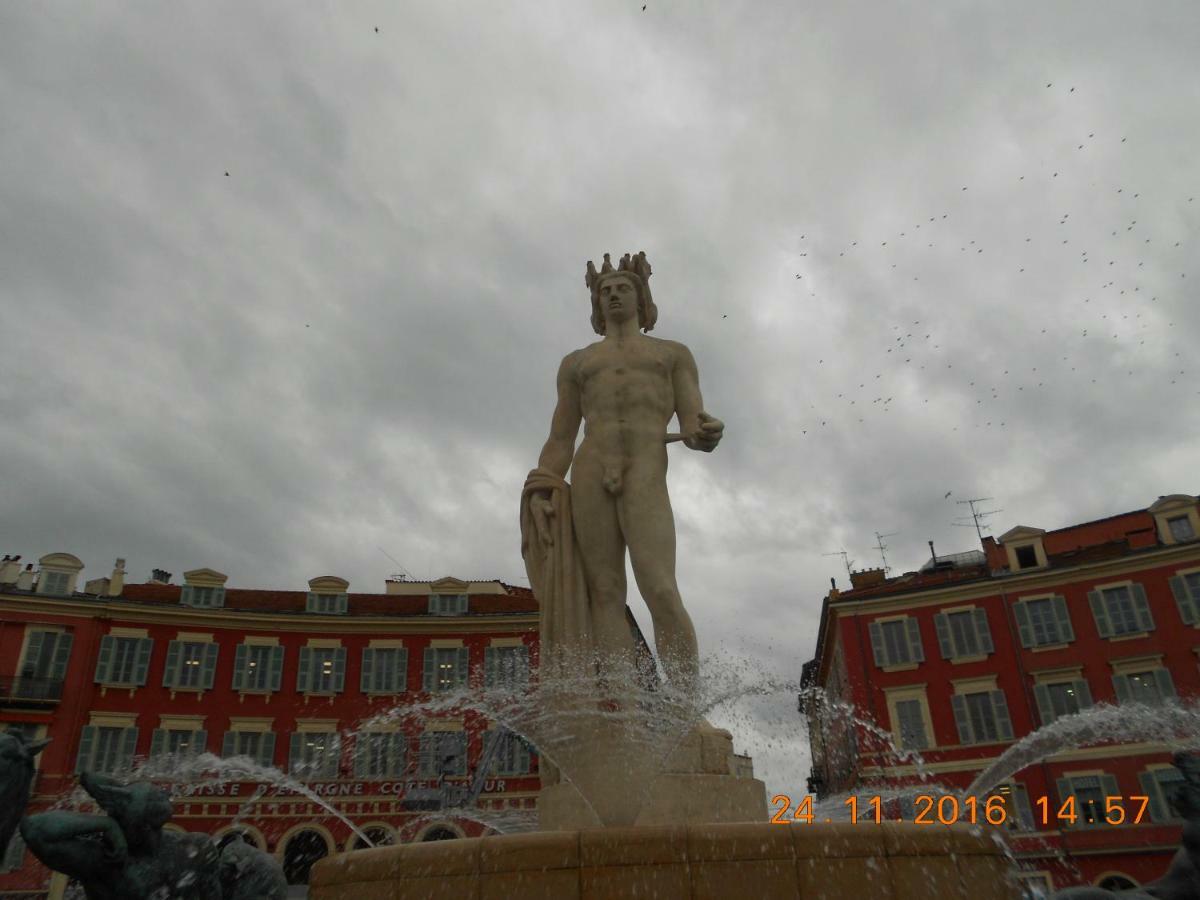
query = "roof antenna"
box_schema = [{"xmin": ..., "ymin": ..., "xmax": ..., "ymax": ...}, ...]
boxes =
[
  {"xmin": 376, "ymin": 547, "xmax": 412, "ymax": 582},
  {"xmin": 952, "ymin": 497, "xmax": 1004, "ymax": 542},
  {"xmin": 822, "ymin": 548, "xmax": 854, "ymax": 580}
]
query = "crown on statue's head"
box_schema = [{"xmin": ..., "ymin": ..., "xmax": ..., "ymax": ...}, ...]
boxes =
[{"xmin": 585, "ymin": 251, "xmax": 658, "ymax": 335}]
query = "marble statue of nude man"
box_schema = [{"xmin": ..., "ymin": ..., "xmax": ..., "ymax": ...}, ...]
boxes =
[{"xmin": 528, "ymin": 251, "xmax": 723, "ymax": 694}]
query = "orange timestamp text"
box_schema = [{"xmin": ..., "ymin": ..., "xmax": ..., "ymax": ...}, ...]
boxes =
[{"xmin": 771, "ymin": 793, "xmax": 1154, "ymax": 826}]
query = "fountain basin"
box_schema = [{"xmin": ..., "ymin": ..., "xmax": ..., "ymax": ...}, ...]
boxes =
[{"xmin": 309, "ymin": 821, "xmax": 1019, "ymax": 899}]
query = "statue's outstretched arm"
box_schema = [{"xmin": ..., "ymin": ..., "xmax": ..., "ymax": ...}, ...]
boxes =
[{"xmin": 20, "ymin": 811, "xmax": 124, "ymax": 881}]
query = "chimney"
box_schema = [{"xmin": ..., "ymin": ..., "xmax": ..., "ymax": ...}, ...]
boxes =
[
  {"xmin": 928, "ymin": 540, "xmax": 937, "ymax": 566},
  {"xmin": 0, "ymin": 555, "xmax": 21, "ymax": 585},
  {"xmin": 828, "ymin": 576, "xmax": 839, "ymax": 600},
  {"xmin": 109, "ymin": 558, "xmax": 126, "ymax": 597},
  {"xmin": 150, "ymin": 568, "xmax": 172, "ymax": 585},
  {"xmin": 849, "ymin": 567, "xmax": 888, "ymax": 590},
  {"xmin": 16, "ymin": 564, "xmax": 35, "ymax": 591}
]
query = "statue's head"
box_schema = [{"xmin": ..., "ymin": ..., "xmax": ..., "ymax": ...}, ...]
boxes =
[
  {"xmin": 586, "ymin": 252, "xmax": 658, "ymax": 336},
  {"xmin": 81, "ymin": 772, "xmax": 173, "ymax": 834}
]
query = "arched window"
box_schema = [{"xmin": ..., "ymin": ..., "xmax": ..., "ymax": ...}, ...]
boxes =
[
  {"xmin": 349, "ymin": 826, "xmax": 396, "ymax": 850},
  {"xmin": 1097, "ymin": 874, "xmax": 1138, "ymax": 891},
  {"xmin": 282, "ymin": 829, "xmax": 330, "ymax": 885},
  {"xmin": 421, "ymin": 826, "xmax": 459, "ymax": 842}
]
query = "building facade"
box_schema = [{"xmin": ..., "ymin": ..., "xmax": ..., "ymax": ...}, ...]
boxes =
[
  {"xmin": 802, "ymin": 493, "xmax": 1200, "ymax": 896},
  {"xmin": 0, "ymin": 558, "xmax": 541, "ymax": 898}
]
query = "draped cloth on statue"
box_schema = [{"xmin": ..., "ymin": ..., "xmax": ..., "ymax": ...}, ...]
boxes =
[{"xmin": 520, "ymin": 468, "xmax": 593, "ymax": 679}]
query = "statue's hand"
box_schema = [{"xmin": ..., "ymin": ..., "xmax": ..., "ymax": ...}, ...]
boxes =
[
  {"xmin": 530, "ymin": 491, "xmax": 556, "ymax": 546},
  {"xmin": 684, "ymin": 412, "xmax": 724, "ymax": 453}
]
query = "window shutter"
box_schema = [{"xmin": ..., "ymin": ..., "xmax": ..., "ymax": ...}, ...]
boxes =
[
  {"xmin": 95, "ymin": 635, "xmax": 115, "ymax": 683},
  {"xmin": 905, "ymin": 617, "xmax": 924, "ymax": 662},
  {"xmin": 1170, "ymin": 575, "xmax": 1199, "ymax": 625},
  {"xmin": 951, "ymin": 694, "xmax": 973, "ymax": 744},
  {"xmin": 934, "ymin": 613, "xmax": 954, "ymax": 658},
  {"xmin": 1140, "ymin": 771, "xmax": 1168, "ymax": 822},
  {"xmin": 193, "ymin": 730, "xmax": 207, "ymax": 754},
  {"xmin": 991, "ymin": 690, "xmax": 1014, "ymax": 741},
  {"xmin": 289, "ymin": 734, "xmax": 303, "ymax": 773},
  {"xmin": 202, "ymin": 643, "xmax": 219, "ymax": 690},
  {"xmin": 22, "ymin": 632, "xmax": 46, "ymax": 677},
  {"xmin": 1012, "ymin": 784, "xmax": 1034, "ymax": 831},
  {"xmin": 259, "ymin": 733, "xmax": 276, "ymax": 769},
  {"xmin": 150, "ymin": 729, "xmax": 166, "ymax": 758},
  {"xmin": 1033, "ymin": 684, "xmax": 1055, "ymax": 725},
  {"xmin": 393, "ymin": 648, "xmax": 408, "ymax": 693},
  {"xmin": 181, "ymin": 586, "xmax": 194, "ymax": 606},
  {"xmin": 118, "ymin": 727, "xmax": 139, "ymax": 770},
  {"xmin": 49, "ymin": 632, "xmax": 73, "ymax": 681},
  {"xmin": 455, "ymin": 647, "xmax": 469, "ymax": 688},
  {"xmin": 1088, "ymin": 590, "xmax": 1112, "ymax": 638},
  {"xmin": 515, "ymin": 646, "xmax": 530, "ymax": 684},
  {"xmin": 297, "ymin": 647, "xmax": 312, "ymax": 692},
  {"xmin": 423, "ymin": 648, "xmax": 436, "ymax": 691},
  {"xmin": 134, "ymin": 638, "xmax": 153, "ymax": 685},
  {"xmin": 75, "ymin": 725, "xmax": 97, "ymax": 774},
  {"xmin": 162, "ymin": 641, "xmax": 182, "ymax": 687},
  {"xmin": 1112, "ymin": 673, "xmax": 1132, "ymax": 704},
  {"xmin": 1013, "ymin": 602, "xmax": 1034, "ymax": 648},
  {"xmin": 361, "ymin": 648, "xmax": 375, "ymax": 693},
  {"xmin": 1130, "ymin": 583, "xmax": 1155, "ymax": 632},
  {"xmin": 353, "ymin": 735, "xmax": 367, "ymax": 778},
  {"xmin": 232, "ymin": 644, "xmax": 248, "ymax": 691},
  {"xmin": 213, "ymin": 587, "xmax": 225, "ymax": 608},
  {"xmin": 1074, "ymin": 679, "xmax": 1093, "ymax": 709},
  {"xmin": 973, "ymin": 609, "xmax": 994, "ymax": 654},
  {"xmin": 388, "ymin": 733, "xmax": 405, "ymax": 777},
  {"xmin": 269, "ymin": 646, "xmax": 284, "ymax": 691},
  {"xmin": 483, "ymin": 730, "xmax": 497, "ymax": 774},
  {"xmin": 1154, "ymin": 669, "xmax": 1177, "ymax": 702},
  {"xmin": 868, "ymin": 622, "xmax": 887, "ymax": 667},
  {"xmin": 1052, "ymin": 596, "xmax": 1075, "ymax": 642},
  {"xmin": 333, "ymin": 648, "xmax": 347, "ymax": 692},
  {"xmin": 337, "ymin": 593, "xmax": 348, "ymax": 614},
  {"xmin": 1055, "ymin": 777, "xmax": 1073, "ymax": 812},
  {"xmin": 484, "ymin": 647, "xmax": 496, "ymax": 687},
  {"xmin": 418, "ymin": 733, "xmax": 435, "ymax": 776},
  {"xmin": 1099, "ymin": 775, "xmax": 1119, "ymax": 805},
  {"xmin": 222, "ymin": 731, "xmax": 236, "ymax": 757},
  {"xmin": 516, "ymin": 736, "xmax": 530, "ymax": 774}
]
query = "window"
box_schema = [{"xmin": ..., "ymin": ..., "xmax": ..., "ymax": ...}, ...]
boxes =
[
  {"xmin": 181, "ymin": 585, "xmax": 225, "ymax": 608},
  {"xmin": 428, "ymin": 593, "xmax": 468, "ymax": 616},
  {"xmin": 17, "ymin": 630, "xmax": 73, "ymax": 697},
  {"xmin": 1113, "ymin": 669, "xmax": 1176, "ymax": 706},
  {"xmin": 297, "ymin": 646, "xmax": 346, "ymax": 694},
  {"xmin": 1168, "ymin": 572, "xmax": 1200, "ymax": 625},
  {"xmin": 94, "ymin": 636, "xmax": 153, "ymax": 686},
  {"xmin": 1015, "ymin": 546, "xmax": 1038, "ymax": 569},
  {"xmin": 38, "ymin": 571, "xmax": 70, "ymax": 595},
  {"xmin": 361, "ymin": 647, "xmax": 408, "ymax": 694},
  {"xmin": 289, "ymin": 732, "xmax": 340, "ymax": 778},
  {"xmin": 1168, "ymin": 516, "xmax": 1196, "ymax": 542},
  {"xmin": 353, "ymin": 732, "xmax": 407, "ymax": 778},
  {"xmin": 306, "ymin": 592, "xmax": 348, "ymax": 615},
  {"xmin": 484, "ymin": 730, "xmax": 532, "ymax": 776},
  {"xmin": 951, "ymin": 689, "xmax": 1014, "ymax": 744},
  {"xmin": 233, "ymin": 644, "xmax": 284, "ymax": 692},
  {"xmin": 1139, "ymin": 767, "xmax": 1186, "ymax": 822},
  {"xmin": 418, "ymin": 731, "xmax": 467, "ymax": 777},
  {"xmin": 484, "ymin": 646, "xmax": 530, "ymax": 689},
  {"xmin": 1089, "ymin": 584, "xmax": 1154, "ymax": 637},
  {"xmin": 423, "ymin": 647, "xmax": 468, "ymax": 692},
  {"xmin": 1014, "ymin": 596, "xmax": 1075, "ymax": 647},
  {"xmin": 163, "ymin": 641, "xmax": 219, "ymax": 690},
  {"xmin": 1057, "ymin": 774, "xmax": 1119, "ymax": 827},
  {"xmin": 222, "ymin": 731, "xmax": 276, "ymax": 768},
  {"xmin": 868, "ymin": 617, "xmax": 924, "ymax": 668},
  {"xmin": 993, "ymin": 782, "xmax": 1035, "ymax": 831},
  {"xmin": 1017, "ymin": 873, "xmax": 1053, "ymax": 900},
  {"xmin": 934, "ymin": 608, "xmax": 993, "ymax": 659},
  {"xmin": 76, "ymin": 724, "xmax": 138, "ymax": 774},
  {"xmin": 1033, "ymin": 679, "xmax": 1092, "ymax": 725},
  {"xmin": 894, "ymin": 699, "xmax": 928, "ymax": 750},
  {"xmin": 149, "ymin": 728, "xmax": 207, "ymax": 758}
]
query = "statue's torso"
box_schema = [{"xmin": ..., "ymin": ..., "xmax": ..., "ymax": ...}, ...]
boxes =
[{"xmin": 573, "ymin": 336, "xmax": 677, "ymax": 461}]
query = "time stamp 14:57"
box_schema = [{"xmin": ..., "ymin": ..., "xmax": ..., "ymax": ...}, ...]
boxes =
[{"xmin": 771, "ymin": 794, "xmax": 1155, "ymax": 827}]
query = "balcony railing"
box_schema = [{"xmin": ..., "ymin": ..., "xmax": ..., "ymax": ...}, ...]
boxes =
[{"xmin": 0, "ymin": 676, "xmax": 64, "ymax": 703}]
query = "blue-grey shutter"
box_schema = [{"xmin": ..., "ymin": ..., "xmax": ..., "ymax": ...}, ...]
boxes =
[
  {"xmin": 118, "ymin": 727, "xmax": 138, "ymax": 769},
  {"xmin": 991, "ymin": 690, "xmax": 1013, "ymax": 741},
  {"xmin": 1113, "ymin": 674, "xmax": 1132, "ymax": 704},
  {"xmin": 353, "ymin": 735, "xmax": 367, "ymax": 778},
  {"xmin": 337, "ymin": 594, "xmax": 348, "ymax": 615},
  {"xmin": 193, "ymin": 730, "xmax": 207, "ymax": 755},
  {"xmin": 269, "ymin": 646, "xmax": 284, "ymax": 691},
  {"xmin": 361, "ymin": 648, "xmax": 375, "ymax": 693},
  {"xmin": 201, "ymin": 644, "xmax": 218, "ymax": 689},
  {"xmin": 181, "ymin": 586, "xmax": 194, "ymax": 606},
  {"xmin": 1154, "ymin": 669, "xmax": 1177, "ymax": 702},
  {"xmin": 163, "ymin": 641, "xmax": 182, "ymax": 687},
  {"xmin": 1074, "ymin": 679, "xmax": 1093, "ymax": 709},
  {"xmin": 905, "ymin": 618, "xmax": 924, "ymax": 662},
  {"xmin": 455, "ymin": 647, "xmax": 469, "ymax": 688},
  {"xmin": 1140, "ymin": 771, "xmax": 1167, "ymax": 822},
  {"xmin": 150, "ymin": 729, "xmax": 166, "ymax": 758},
  {"xmin": 75, "ymin": 725, "xmax": 97, "ymax": 774},
  {"xmin": 1033, "ymin": 684, "xmax": 1055, "ymax": 725},
  {"xmin": 1170, "ymin": 576, "xmax": 1199, "ymax": 625},
  {"xmin": 289, "ymin": 734, "xmax": 303, "ymax": 773},
  {"xmin": 483, "ymin": 729, "xmax": 497, "ymax": 774},
  {"xmin": 1013, "ymin": 602, "xmax": 1034, "ymax": 648},
  {"xmin": 515, "ymin": 646, "xmax": 530, "ymax": 684},
  {"xmin": 1013, "ymin": 785, "xmax": 1034, "ymax": 831},
  {"xmin": 1089, "ymin": 590, "xmax": 1113, "ymax": 638},
  {"xmin": 973, "ymin": 609, "xmax": 994, "ymax": 654},
  {"xmin": 1130, "ymin": 583, "xmax": 1155, "ymax": 632},
  {"xmin": 333, "ymin": 648, "xmax": 347, "ymax": 692},
  {"xmin": 232, "ymin": 644, "xmax": 248, "ymax": 691},
  {"xmin": 326, "ymin": 735, "xmax": 340, "ymax": 777},
  {"xmin": 1055, "ymin": 777, "xmax": 1073, "ymax": 812},
  {"xmin": 868, "ymin": 622, "xmax": 887, "ymax": 667},
  {"xmin": 951, "ymin": 695, "xmax": 973, "ymax": 743},
  {"xmin": 259, "ymin": 733, "xmax": 276, "ymax": 769},
  {"xmin": 393, "ymin": 648, "xmax": 409, "ymax": 693},
  {"xmin": 297, "ymin": 647, "xmax": 312, "ymax": 692},
  {"xmin": 134, "ymin": 638, "xmax": 153, "ymax": 685},
  {"xmin": 222, "ymin": 731, "xmax": 236, "ymax": 757},
  {"xmin": 95, "ymin": 635, "xmax": 115, "ymax": 682},
  {"xmin": 213, "ymin": 587, "xmax": 225, "ymax": 608},
  {"xmin": 388, "ymin": 733, "xmax": 405, "ymax": 777},
  {"xmin": 22, "ymin": 632, "xmax": 46, "ymax": 677},
  {"xmin": 1100, "ymin": 775, "xmax": 1120, "ymax": 811},
  {"xmin": 49, "ymin": 632, "xmax": 73, "ymax": 681},
  {"xmin": 1052, "ymin": 596, "xmax": 1075, "ymax": 643},
  {"xmin": 934, "ymin": 613, "xmax": 953, "ymax": 658},
  {"xmin": 515, "ymin": 735, "xmax": 530, "ymax": 774},
  {"xmin": 423, "ymin": 648, "xmax": 436, "ymax": 691},
  {"xmin": 484, "ymin": 647, "xmax": 496, "ymax": 687},
  {"xmin": 418, "ymin": 733, "xmax": 434, "ymax": 775}
]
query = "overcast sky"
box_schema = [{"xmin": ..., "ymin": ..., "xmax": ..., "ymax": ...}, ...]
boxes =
[{"xmin": 2, "ymin": 2, "xmax": 1198, "ymax": 796}]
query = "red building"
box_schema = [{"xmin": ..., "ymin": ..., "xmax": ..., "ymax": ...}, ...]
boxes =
[
  {"xmin": 0, "ymin": 558, "xmax": 541, "ymax": 898},
  {"xmin": 802, "ymin": 493, "xmax": 1200, "ymax": 896}
]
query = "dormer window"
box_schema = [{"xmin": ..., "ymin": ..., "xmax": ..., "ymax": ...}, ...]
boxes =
[
  {"xmin": 181, "ymin": 585, "xmax": 225, "ymax": 608},
  {"xmin": 1168, "ymin": 516, "xmax": 1196, "ymax": 542},
  {"xmin": 1149, "ymin": 495, "xmax": 1200, "ymax": 546},
  {"xmin": 429, "ymin": 593, "xmax": 468, "ymax": 616},
  {"xmin": 1015, "ymin": 546, "xmax": 1037, "ymax": 569},
  {"xmin": 35, "ymin": 553, "xmax": 84, "ymax": 596},
  {"xmin": 38, "ymin": 571, "xmax": 70, "ymax": 595},
  {"xmin": 306, "ymin": 592, "xmax": 348, "ymax": 615},
  {"xmin": 999, "ymin": 527, "xmax": 1047, "ymax": 572}
]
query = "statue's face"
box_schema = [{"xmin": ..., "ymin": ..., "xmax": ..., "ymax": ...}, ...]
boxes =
[{"xmin": 598, "ymin": 274, "xmax": 639, "ymax": 328}]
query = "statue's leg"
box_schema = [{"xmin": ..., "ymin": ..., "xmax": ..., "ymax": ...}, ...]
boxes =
[
  {"xmin": 570, "ymin": 455, "xmax": 637, "ymax": 681},
  {"xmin": 620, "ymin": 468, "xmax": 699, "ymax": 696}
]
